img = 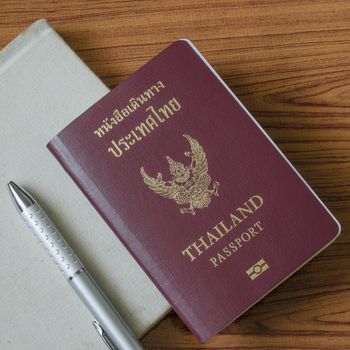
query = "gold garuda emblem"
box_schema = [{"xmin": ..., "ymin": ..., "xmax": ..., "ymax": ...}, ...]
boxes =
[{"xmin": 140, "ymin": 134, "xmax": 219, "ymax": 215}]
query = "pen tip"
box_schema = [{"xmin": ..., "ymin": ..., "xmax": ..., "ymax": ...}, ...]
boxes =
[
  {"xmin": 8, "ymin": 181, "xmax": 35, "ymax": 212},
  {"xmin": 8, "ymin": 181, "xmax": 17, "ymax": 192},
  {"xmin": 8, "ymin": 180, "xmax": 16, "ymax": 188},
  {"xmin": 8, "ymin": 181, "xmax": 22, "ymax": 195}
]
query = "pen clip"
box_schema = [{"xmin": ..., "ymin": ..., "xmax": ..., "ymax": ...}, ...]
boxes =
[{"xmin": 93, "ymin": 320, "xmax": 119, "ymax": 350}]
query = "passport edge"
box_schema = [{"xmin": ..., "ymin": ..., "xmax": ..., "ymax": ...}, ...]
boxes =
[
  {"xmin": 181, "ymin": 38, "xmax": 341, "ymax": 343},
  {"xmin": 183, "ymin": 38, "xmax": 341, "ymax": 239}
]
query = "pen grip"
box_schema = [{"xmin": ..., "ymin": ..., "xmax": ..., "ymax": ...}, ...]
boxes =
[{"xmin": 22, "ymin": 203, "xmax": 84, "ymax": 279}]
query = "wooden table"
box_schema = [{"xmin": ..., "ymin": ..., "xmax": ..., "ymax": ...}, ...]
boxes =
[{"xmin": 1, "ymin": 1, "xmax": 350, "ymax": 349}]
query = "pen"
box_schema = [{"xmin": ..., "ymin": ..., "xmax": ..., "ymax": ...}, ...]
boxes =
[{"xmin": 8, "ymin": 181, "xmax": 144, "ymax": 350}]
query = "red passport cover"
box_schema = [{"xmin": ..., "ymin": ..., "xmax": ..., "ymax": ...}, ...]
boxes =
[{"xmin": 47, "ymin": 40, "xmax": 341, "ymax": 342}]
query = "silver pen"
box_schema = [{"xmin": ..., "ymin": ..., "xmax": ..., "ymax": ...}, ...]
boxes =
[{"xmin": 8, "ymin": 181, "xmax": 144, "ymax": 350}]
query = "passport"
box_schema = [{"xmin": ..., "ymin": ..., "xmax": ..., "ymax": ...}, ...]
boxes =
[{"xmin": 47, "ymin": 40, "xmax": 341, "ymax": 342}]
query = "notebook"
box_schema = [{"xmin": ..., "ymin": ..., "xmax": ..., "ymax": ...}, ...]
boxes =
[{"xmin": 0, "ymin": 19, "xmax": 169, "ymax": 350}]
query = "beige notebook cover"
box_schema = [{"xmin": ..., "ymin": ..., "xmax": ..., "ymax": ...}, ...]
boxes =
[{"xmin": 0, "ymin": 19, "xmax": 170, "ymax": 350}]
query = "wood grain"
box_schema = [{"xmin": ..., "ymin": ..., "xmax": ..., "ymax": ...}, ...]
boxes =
[{"xmin": 1, "ymin": 1, "xmax": 350, "ymax": 349}]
